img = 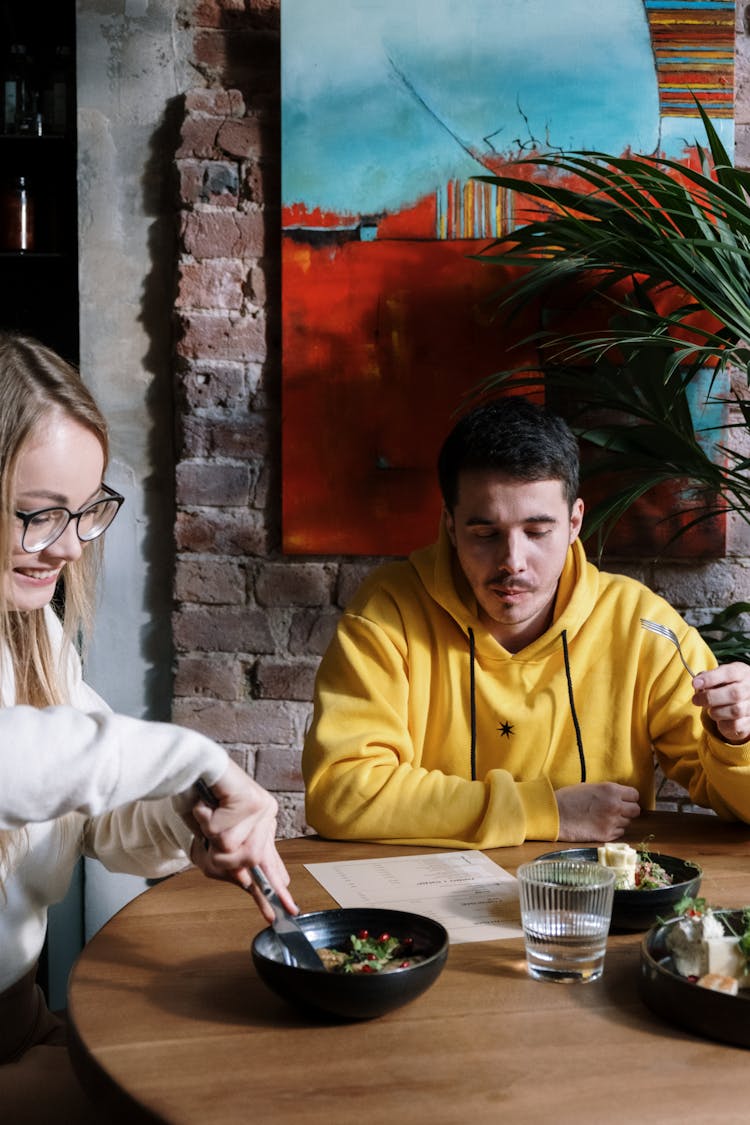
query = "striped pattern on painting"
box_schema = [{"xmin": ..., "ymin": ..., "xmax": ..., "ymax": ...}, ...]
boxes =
[
  {"xmin": 644, "ymin": 0, "xmax": 734, "ymax": 117},
  {"xmin": 435, "ymin": 179, "xmax": 515, "ymax": 240}
]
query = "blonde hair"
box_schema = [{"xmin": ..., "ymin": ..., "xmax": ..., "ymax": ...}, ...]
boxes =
[{"xmin": 0, "ymin": 333, "xmax": 109, "ymax": 875}]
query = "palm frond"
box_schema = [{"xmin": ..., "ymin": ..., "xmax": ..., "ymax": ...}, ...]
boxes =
[{"xmin": 470, "ymin": 98, "xmax": 750, "ymax": 574}]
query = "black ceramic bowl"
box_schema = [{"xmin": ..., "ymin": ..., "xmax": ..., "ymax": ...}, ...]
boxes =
[
  {"xmin": 535, "ymin": 848, "xmax": 702, "ymax": 932},
  {"xmin": 251, "ymin": 907, "xmax": 449, "ymax": 1020},
  {"xmin": 640, "ymin": 910, "xmax": 750, "ymax": 1048}
]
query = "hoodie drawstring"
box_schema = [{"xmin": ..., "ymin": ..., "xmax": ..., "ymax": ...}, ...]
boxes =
[
  {"xmin": 467, "ymin": 626, "xmax": 586, "ymax": 783},
  {"xmin": 468, "ymin": 627, "xmax": 477, "ymax": 781},
  {"xmin": 561, "ymin": 628, "xmax": 586, "ymax": 782}
]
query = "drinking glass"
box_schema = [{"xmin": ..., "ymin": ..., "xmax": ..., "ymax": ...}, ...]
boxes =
[{"xmin": 517, "ymin": 859, "xmax": 616, "ymax": 983}]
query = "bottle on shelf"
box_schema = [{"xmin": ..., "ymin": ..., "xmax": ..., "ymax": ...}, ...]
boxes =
[{"xmin": 0, "ymin": 175, "xmax": 35, "ymax": 252}]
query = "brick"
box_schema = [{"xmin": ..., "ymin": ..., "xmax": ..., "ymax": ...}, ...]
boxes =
[
  {"xmin": 173, "ymin": 605, "xmax": 274, "ymax": 653},
  {"xmin": 243, "ymin": 162, "xmax": 265, "ymax": 205},
  {"xmin": 176, "ymin": 461, "xmax": 251, "ymax": 507},
  {"xmin": 176, "ymin": 260, "xmax": 246, "ymax": 310},
  {"xmin": 175, "ymin": 509, "xmax": 269, "ymax": 555},
  {"xmin": 179, "ymin": 413, "xmax": 269, "ymax": 459},
  {"xmin": 175, "ymin": 557, "xmax": 245, "ymax": 604},
  {"xmin": 727, "ymin": 513, "xmax": 750, "ymax": 558},
  {"xmin": 176, "ymin": 312, "xmax": 266, "ymax": 362},
  {"xmin": 180, "ymin": 210, "xmax": 265, "ymax": 259},
  {"xmin": 651, "ymin": 560, "xmax": 750, "ymax": 608},
  {"xmin": 173, "ymin": 653, "xmax": 244, "ymax": 698},
  {"xmin": 597, "ymin": 559, "xmax": 651, "ymax": 587},
  {"xmin": 172, "ymin": 697, "xmax": 295, "ymax": 744},
  {"xmin": 217, "ymin": 116, "xmax": 262, "ymax": 158},
  {"xmin": 250, "ymin": 156, "xmax": 280, "ymax": 207},
  {"xmin": 288, "ymin": 608, "xmax": 341, "ymax": 656},
  {"xmin": 255, "ymin": 748, "xmax": 304, "ymax": 791},
  {"xmin": 255, "ymin": 562, "xmax": 333, "ymax": 606},
  {"xmin": 255, "ymin": 658, "xmax": 318, "ymax": 700},
  {"xmin": 184, "ymin": 88, "xmax": 246, "ymax": 116},
  {"xmin": 337, "ymin": 562, "xmax": 380, "ymax": 608},
  {"xmin": 176, "ymin": 116, "xmax": 222, "ymax": 160},
  {"xmin": 188, "ymin": 1, "xmax": 278, "ymax": 31},
  {"xmin": 177, "ymin": 363, "xmax": 246, "ymax": 410},
  {"xmin": 252, "ymin": 456, "xmax": 271, "ymax": 507},
  {"xmin": 225, "ymin": 747, "xmax": 256, "ymax": 775},
  {"xmin": 276, "ymin": 794, "xmax": 309, "ymax": 839},
  {"xmin": 178, "ymin": 161, "xmax": 206, "ymax": 206}
]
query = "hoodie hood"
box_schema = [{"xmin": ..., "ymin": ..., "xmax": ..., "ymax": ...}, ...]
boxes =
[{"xmin": 409, "ymin": 521, "xmax": 596, "ymax": 661}]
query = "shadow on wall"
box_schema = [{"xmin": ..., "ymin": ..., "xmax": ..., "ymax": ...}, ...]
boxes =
[{"xmin": 137, "ymin": 94, "xmax": 184, "ymax": 718}]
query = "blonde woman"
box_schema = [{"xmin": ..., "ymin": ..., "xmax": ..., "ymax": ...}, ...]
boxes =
[{"xmin": 0, "ymin": 334, "xmax": 294, "ymax": 1121}]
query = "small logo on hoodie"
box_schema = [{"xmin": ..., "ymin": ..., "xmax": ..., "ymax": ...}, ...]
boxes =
[{"xmin": 497, "ymin": 720, "xmax": 514, "ymax": 738}]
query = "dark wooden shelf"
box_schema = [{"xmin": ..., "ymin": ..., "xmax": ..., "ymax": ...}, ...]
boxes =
[{"xmin": 0, "ymin": 0, "xmax": 78, "ymax": 362}]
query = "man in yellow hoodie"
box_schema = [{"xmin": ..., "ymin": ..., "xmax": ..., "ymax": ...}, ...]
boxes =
[{"xmin": 302, "ymin": 397, "xmax": 750, "ymax": 848}]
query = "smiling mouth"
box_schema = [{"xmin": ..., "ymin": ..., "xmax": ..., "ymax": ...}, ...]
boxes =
[{"xmin": 15, "ymin": 567, "xmax": 62, "ymax": 581}]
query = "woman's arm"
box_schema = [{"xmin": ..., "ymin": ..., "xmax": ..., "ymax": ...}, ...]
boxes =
[{"xmin": 0, "ymin": 704, "xmax": 227, "ymax": 828}]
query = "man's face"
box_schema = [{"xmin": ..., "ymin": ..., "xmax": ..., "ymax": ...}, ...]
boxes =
[{"xmin": 444, "ymin": 471, "xmax": 584, "ymax": 652}]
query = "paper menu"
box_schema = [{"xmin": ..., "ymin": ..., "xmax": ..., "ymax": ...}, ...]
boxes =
[{"xmin": 304, "ymin": 850, "xmax": 523, "ymax": 944}]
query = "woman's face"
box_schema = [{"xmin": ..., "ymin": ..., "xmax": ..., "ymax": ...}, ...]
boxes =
[{"xmin": 7, "ymin": 412, "xmax": 106, "ymax": 612}]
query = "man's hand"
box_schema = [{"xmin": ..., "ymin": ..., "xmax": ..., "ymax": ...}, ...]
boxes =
[
  {"xmin": 555, "ymin": 782, "xmax": 641, "ymax": 842},
  {"xmin": 188, "ymin": 759, "xmax": 298, "ymax": 923},
  {"xmin": 692, "ymin": 664, "xmax": 750, "ymax": 745}
]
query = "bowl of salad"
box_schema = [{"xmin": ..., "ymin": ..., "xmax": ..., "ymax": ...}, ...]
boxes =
[
  {"xmin": 640, "ymin": 899, "xmax": 750, "ymax": 1048},
  {"xmin": 251, "ymin": 907, "xmax": 449, "ymax": 1020},
  {"xmin": 536, "ymin": 843, "xmax": 701, "ymax": 931}
]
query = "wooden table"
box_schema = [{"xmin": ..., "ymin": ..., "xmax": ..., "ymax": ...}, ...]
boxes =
[{"xmin": 68, "ymin": 812, "xmax": 750, "ymax": 1125}]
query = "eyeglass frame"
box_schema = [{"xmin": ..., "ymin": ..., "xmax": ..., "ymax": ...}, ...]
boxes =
[{"xmin": 15, "ymin": 482, "xmax": 125, "ymax": 554}]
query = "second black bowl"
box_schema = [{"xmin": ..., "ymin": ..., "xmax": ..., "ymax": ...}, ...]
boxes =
[
  {"xmin": 535, "ymin": 848, "xmax": 702, "ymax": 931},
  {"xmin": 251, "ymin": 907, "xmax": 449, "ymax": 1020}
]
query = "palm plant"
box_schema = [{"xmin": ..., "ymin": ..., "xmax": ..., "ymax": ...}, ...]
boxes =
[{"xmin": 471, "ymin": 101, "xmax": 750, "ymax": 658}]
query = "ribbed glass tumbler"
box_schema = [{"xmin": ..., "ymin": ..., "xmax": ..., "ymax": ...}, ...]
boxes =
[{"xmin": 517, "ymin": 860, "xmax": 616, "ymax": 983}]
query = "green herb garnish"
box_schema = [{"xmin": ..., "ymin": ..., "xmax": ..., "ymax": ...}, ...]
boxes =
[{"xmin": 340, "ymin": 930, "xmax": 412, "ymax": 974}]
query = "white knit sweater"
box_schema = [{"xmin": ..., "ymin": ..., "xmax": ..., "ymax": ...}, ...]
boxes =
[{"xmin": 0, "ymin": 608, "xmax": 228, "ymax": 991}]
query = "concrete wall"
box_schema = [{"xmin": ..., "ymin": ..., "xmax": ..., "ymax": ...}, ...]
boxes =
[{"xmin": 72, "ymin": 0, "xmax": 193, "ymax": 949}]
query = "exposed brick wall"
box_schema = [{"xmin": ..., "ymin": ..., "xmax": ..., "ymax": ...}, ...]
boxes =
[{"xmin": 172, "ymin": 0, "xmax": 750, "ymax": 831}]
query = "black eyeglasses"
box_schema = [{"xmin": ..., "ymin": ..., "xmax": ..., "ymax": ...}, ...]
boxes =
[{"xmin": 15, "ymin": 483, "xmax": 125, "ymax": 553}]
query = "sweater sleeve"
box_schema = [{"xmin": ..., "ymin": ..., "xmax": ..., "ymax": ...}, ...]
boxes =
[
  {"xmin": 646, "ymin": 619, "xmax": 750, "ymax": 821},
  {"xmin": 0, "ymin": 704, "xmax": 228, "ymax": 830},
  {"xmin": 302, "ymin": 612, "xmax": 559, "ymax": 848}
]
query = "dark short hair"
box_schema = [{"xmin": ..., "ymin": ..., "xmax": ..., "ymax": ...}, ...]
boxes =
[{"xmin": 437, "ymin": 397, "xmax": 580, "ymax": 511}]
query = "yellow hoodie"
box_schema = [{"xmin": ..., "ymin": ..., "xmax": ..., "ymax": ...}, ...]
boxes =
[{"xmin": 303, "ymin": 531, "xmax": 750, "ymax": 848}]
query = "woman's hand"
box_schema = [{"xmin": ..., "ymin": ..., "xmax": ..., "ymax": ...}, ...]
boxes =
[{"xmin": 188, "ymin": 759, "xmax": 298, "ymax": 923}]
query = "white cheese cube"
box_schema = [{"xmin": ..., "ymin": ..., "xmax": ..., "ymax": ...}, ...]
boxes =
[
  {"xmin": 706, "ymin": 936, "xmax": 747, "ymax": 981},
  {"xmin": 596, "ymin": 843, "xmax": 637, "ymax": 889}
]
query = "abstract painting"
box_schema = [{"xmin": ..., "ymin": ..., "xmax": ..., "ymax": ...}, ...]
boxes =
[{"xmin": 281, "ymin": 0, "xmax": 735, "ymax": 556}]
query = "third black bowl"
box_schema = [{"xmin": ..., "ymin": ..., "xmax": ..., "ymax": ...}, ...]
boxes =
[
  {"xmin": 535, "ymin": 847, "xmax": 702, "ymax": 932},
  {"xmin": 640, "ymin": 910, "xmax": 750, "ymax": 1048}
]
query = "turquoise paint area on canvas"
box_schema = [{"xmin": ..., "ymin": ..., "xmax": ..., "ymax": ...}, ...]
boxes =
[{"xmin": 282, "ymin": 0, "xmax": 665, "ymax": 215}]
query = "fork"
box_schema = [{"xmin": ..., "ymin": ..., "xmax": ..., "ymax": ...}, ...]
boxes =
[{"xmin": 640, "ymin": 618, "xmax": 696, "ymax": 678}]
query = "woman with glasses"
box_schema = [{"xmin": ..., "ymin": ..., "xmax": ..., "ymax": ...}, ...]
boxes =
[{"xmin": 0, "ymin": 333, "xmax": 294, "ymax": 1122}]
